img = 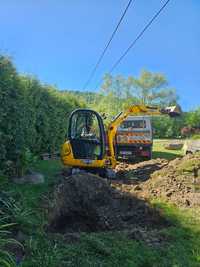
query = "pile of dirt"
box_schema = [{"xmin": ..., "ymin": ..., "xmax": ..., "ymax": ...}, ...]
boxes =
[
  {"xmin": 115, "ymin": 158, "xmax": 168, "ymax": 181},
  {"xmin": 48, "ymin": 173, "xmax": 169, "ymax": 233},
  {"xmin": 48, "ymin": 153, "xmax": 200, "ymax": 235},
  {"xmin": 137, "ymin": 153, "xmax": 200, "ymax": 207}
]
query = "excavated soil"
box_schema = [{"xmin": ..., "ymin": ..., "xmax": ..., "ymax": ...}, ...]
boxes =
[
  {"xmin": 48, "ymin": 153, "xmax": 200, "ymax": 237},
  {"xmin": 115, "ymin": 158, "xmax": 168, "ymax": 181},
  {"xmin": 137, "ymin": 153, "xmax": 200, "ymax": 207},
  {"xmin": 48, "ymin": 173, "xmax": 169, "ymax": 234},
  {"xmin": 113, "ymin": 153, "xmax": 200, "ymax": 208}
]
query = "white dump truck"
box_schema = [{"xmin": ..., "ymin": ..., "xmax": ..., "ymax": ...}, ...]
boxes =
[{"xmin": 116, "ymin": 116, "xmax": 153, "ymax": 161}]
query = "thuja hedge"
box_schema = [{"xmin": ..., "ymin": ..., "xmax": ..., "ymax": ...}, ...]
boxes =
[{"xmin": 0, "ymin": 56, "xmax": 81, "ymax": 176}]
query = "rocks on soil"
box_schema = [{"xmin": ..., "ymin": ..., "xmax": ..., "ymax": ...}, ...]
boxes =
[
  {"xmin": 112, "ymin": 153, "xmax": 200, "ymax": 208},
  {"xmin": 137, "ymin": 153, "xmax": 200, "ymax": 207}
]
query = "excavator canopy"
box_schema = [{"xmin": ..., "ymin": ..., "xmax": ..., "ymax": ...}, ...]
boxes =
[{"xmin": 68, "ymin": 109, "xmax": 106, "ymax": 160}]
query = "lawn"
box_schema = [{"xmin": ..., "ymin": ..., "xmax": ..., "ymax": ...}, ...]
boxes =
[
  {"xmin": 153, "ymin": 139, "xmax": 184, "ymax": 160},
  {"xmin": 1, "ymin": 141, "xmax": 200, "ymax": 267}
]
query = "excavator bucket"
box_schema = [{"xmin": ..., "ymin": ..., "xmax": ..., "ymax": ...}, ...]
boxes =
[{"xmin": 161, "ymin": 105, "xmax": 182, "ymax": 117}]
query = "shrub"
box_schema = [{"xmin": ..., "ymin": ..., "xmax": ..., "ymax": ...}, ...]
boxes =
[{"xmin": 0, "ymin": 56, "xmax": 81, "ymax": 176}]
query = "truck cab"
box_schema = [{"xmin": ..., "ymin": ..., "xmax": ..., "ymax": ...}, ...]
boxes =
[{"xmin": 116, "ymin": 116, "xmax": 153, "ymax": 161}]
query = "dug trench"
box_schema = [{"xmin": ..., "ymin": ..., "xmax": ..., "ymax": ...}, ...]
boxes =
[
  {"xmin": 47, "ymin": 159, "xmax": 171, "ymax": 236},
  {"xmin": 47, "ymin": 153, "xmax": 200, "ymax": 240}
]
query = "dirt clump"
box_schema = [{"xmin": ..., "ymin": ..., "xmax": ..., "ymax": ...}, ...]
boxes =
[
  {"xmin": 48, "ymin": 173, "xmax": 169, "ymax": 233},
  {"xmin": 137, "ymin": 153, "xmax": 200, "ymax": 207}
]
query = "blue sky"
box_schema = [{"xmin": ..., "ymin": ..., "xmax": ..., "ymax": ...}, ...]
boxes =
[{"xmin": 0, "ymin": 0, "xmax": 199, "ymax": 111}]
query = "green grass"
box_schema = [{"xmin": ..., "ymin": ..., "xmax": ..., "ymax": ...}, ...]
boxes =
[
  {"xmin": 191, "ymin": 134, "xmax": 200, "ymax": 140},
  {"xmin": 153, "ymin": 139, "xmax": 184, "ymax": 160},
  {"xmin": 0, "ymin": 160, "xmax": 62, "ymax": 233},
  {"xmin": 1, "ymin": 145, "xmax": 200, "ymax": 266},
  {"xmin": 20, "ymin": 196, "xmax": 200, "ymax": 267}
]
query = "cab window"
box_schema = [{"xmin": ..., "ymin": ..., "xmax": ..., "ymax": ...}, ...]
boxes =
[{"xmin": 121, "ymin": 120, "xmax": 146, "ymax": 129}]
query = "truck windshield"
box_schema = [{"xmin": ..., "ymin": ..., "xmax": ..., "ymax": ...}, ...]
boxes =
[{"xmin": 120, "ymin": 120, "xmax": 146, "ymax": 129}]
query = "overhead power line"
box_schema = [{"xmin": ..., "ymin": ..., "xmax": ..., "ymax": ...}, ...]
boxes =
[
  {"xmin": 83, "ymin": 0, "xmax": 134, "ymax": 90},
  {"xmin": 95, "ymin": 0, "xmax": 171, "ymax": 89}
]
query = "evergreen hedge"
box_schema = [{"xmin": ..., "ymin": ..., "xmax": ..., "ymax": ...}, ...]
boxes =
[{"xmin": 0, "ymin": 56, "xmax": 81, "ymax": 176}]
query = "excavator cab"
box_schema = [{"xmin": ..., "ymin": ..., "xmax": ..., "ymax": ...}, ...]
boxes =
[{"xmin": 68, "ymin": 109, "xmax": 106, "ymax": 160}]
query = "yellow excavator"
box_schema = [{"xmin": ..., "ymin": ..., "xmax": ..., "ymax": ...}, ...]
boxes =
[{"xmin": 61, "ymin": 104, "xmax": 181, "ymax": 176}]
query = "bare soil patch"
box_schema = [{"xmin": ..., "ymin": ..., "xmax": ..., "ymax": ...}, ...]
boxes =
[
  {"xmin": 48, "ymin": 173, "xmax": 169, "ymax": 234},
  {"xmin": 137, "ymin": 153, "xmax": 200, "ymax": 207},
  {"xmin": 113, "ymin": 153, "xmax": 200, "ymax": 208},
  {"xmin": 48, "ymin": 153, "xmax": 200, "ymax": 239},
  {"xmin": 115, "ymin": 158, "xmax": 168, "ymax": 181}
]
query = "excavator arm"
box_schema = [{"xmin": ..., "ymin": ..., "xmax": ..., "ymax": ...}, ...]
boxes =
[{"xmin": 107, "ymin": 104, "xmax": 181, "ymax": 168}]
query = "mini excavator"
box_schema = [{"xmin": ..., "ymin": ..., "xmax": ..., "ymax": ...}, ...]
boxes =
[{"xmin": 61, "ymin": 104, "xmax": 181, "ymax": 176}]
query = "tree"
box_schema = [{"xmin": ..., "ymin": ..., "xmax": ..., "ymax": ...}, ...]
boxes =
[
  {"xmin": 96, "ymin": 74, "xmax": 139, "ymax": 118},
  {"xmin": 129, "ymin": 70, "xmax": 177, "ymax": 105},
  {"xmin": 184, "ymin": 108, "xmax": 200, "ymax": 128},
  {"xmin": 95, "ymin": 71, "xmax": 178, "ymax": 120},
  {"xmin": 152, "ymin": 116, "xmax": 184, "ymax": 138}
]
